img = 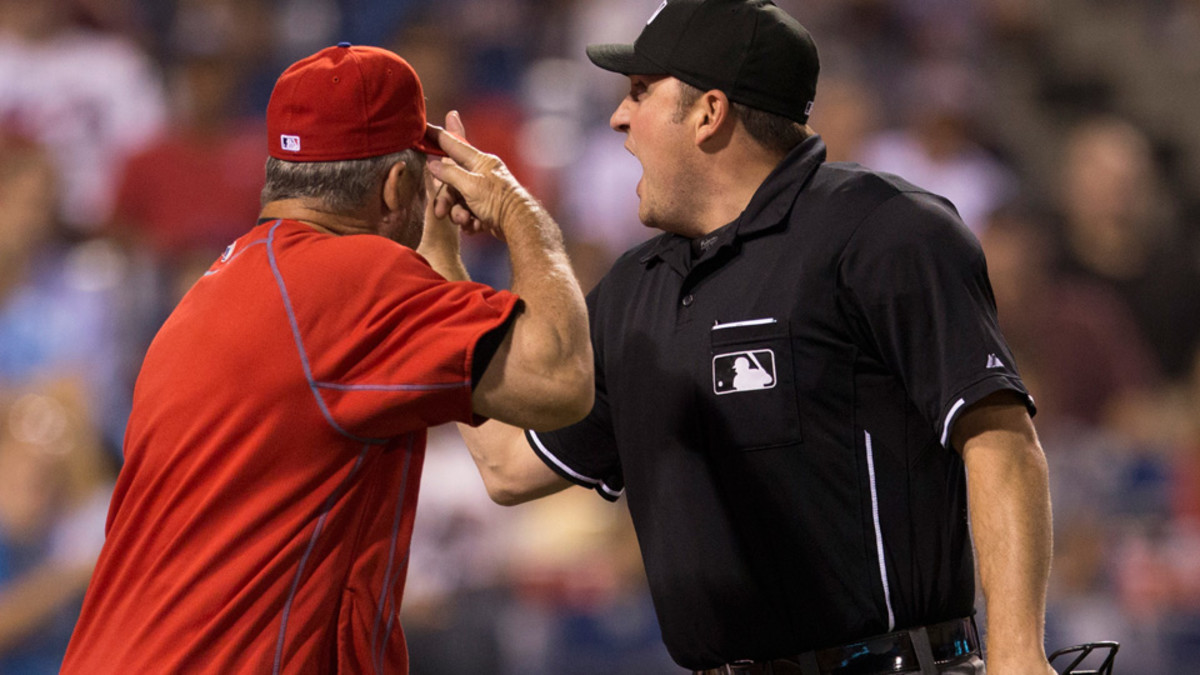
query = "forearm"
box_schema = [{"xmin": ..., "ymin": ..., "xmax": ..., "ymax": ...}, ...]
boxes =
[
  {"xmin": 418, "ymin": 239, "xmax": 468, "ymax": 282},
  {"xmin": 495, "ymin": 193, "xmax": 593, "ymax": 418},
  {"xmin": 457, "ymin": 418, "xmax": 571, "ymax": 505},
  {"xmin": 503, "ymin": 205, "xmax": 571, "ymax": 291},
  {"xmin": 962, "ymin": 427, "xmax": 1054, "ymax": 672},
  {"xmin": 426, "ymin": 122, "xmax": 593, "ymax": 428},
  {"xmin": 502, "ymin": 196, "xmax": 587, "ymax": 351},
  {"xmin": 418, "ymin": 200, "xmax": 470, "ymax": 281}
]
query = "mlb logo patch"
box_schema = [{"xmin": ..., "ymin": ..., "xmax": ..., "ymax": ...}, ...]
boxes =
[
  {"xmin": 280, "ymin": 134, "xmax": 301, "ymax": 152},
  {"xmin": 712, "ymin": 349, "xmax": 776, "ymax": 395}
]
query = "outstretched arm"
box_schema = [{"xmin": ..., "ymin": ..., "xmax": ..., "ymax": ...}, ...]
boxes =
[
  {"xmin": 457, "ymin": 419, "xmax": 572, "ymax": 505},
  {"xmin": 952, "ymin": 391, "xmax": 1056, "ymax": 675}
]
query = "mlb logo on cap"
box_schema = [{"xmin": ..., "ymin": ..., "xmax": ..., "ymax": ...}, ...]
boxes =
[{"xmin": 266, "ymin": 42, "xmax": 445, "ymax": 161}]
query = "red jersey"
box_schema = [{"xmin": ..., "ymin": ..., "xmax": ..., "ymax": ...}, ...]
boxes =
[{"xmin": 62, "ymin": 219, "xmax": 518, "ymax": 673}]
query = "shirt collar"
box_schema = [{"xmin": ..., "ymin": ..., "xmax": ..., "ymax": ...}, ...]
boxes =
[
  {"xmin": 734, "ymin": 133, "xmax": 826, "ymax": 236},
  {"xmin": 639, "ymin": 134, "xmax": 827, "ymax": 270}
]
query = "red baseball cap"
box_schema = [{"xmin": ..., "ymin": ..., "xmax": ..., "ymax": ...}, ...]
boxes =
[{"xmin": 266, "ymin": 43, "xmax": 445, "ymax": 161}]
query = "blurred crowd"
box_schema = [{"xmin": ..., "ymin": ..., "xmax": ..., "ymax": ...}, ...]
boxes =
[{"xmin": 1, "ymin": 0, "xmax": 1198, "ymax": 672}]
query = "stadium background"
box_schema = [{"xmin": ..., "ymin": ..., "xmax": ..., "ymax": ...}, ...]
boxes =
[{"xmin": 1, "ymin": 0, "xmax": 1198, "ymax": 672}]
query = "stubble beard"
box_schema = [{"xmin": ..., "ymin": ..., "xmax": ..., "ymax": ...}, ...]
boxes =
[
  {"xmin": 383, "ymin": 195, "xmax": 427, "ymax": 249},
  {"xmin": 638, "ymin": 165, "xmax": 704, "ymax": 238}
]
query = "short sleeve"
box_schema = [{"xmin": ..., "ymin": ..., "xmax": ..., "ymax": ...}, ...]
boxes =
[
  {"xmin": 838, "ymin": 191, "xmax": 1034, "ymax": 448},
  {"xmin": 282, "ymin": 234, "xmax": 519, "ymax": 439},
  {"xmin": 525, "ymin": 285, "xmax": 624, "ymax": 501}
]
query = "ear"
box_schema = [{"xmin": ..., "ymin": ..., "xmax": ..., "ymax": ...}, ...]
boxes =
[
  {"xmin": 694, "ymin": 89, "xmax": 734, "ymax": 147},
  {"xmin": 381, "ymin": 160, "xmax": 410, "ymax": 215}
]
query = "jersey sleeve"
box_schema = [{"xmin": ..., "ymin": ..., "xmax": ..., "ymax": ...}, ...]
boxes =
[
  {"xmin": 838, "ymin": 191, "xmax": 1035, "ymax": 449},
  {"xmin": 283, "ymin": 234, "xmax": 519, "ymax": 439},
  {"xmin": 524, "ymin": 285, "xmax": 624, "ymax": 501}
]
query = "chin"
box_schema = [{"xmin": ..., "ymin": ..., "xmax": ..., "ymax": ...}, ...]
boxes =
[{"xmin": 637, "ymin": 200, "xmax": 659, "ymax": 229}]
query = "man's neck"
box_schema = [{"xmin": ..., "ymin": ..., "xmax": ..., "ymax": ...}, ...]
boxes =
[
  {"xmin": 259, "ymin": 199, "xmax": 375, "ymax": 237},
  {"xmin": 688, "ymin": 158, "xmax": 780, "ymax": 238}
]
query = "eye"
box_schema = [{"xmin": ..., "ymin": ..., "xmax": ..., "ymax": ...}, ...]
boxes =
[{"xmin": 629, "ymin": 83, "xmax": 646, "ymax": 102}]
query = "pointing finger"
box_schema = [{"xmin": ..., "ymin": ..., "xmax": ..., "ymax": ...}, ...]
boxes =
[
  {"xmin": 426, "ymin": 123, "xmax": 484, "ymax": 170},
  {"xmin": 445, "ymin": 110, "xmax": 467, "ymax": 139},
  {"xmin": 425, "ymin": 155, "xmax": 474, "ymax": 193}
]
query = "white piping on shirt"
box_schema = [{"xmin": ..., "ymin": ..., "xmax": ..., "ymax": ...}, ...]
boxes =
[
  {"xmin": 527, "ymin": 430, "xmax": 623, "ymax": 500},
  {"xmin": 940, "ymin": 397, "xmax": 967, "ymax": 448},
  {"xmin": 865, "ymin": 430, "xmax": 896, "ymax": 632}
]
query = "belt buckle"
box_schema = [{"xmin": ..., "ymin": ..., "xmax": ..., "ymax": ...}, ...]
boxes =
[
  {"xmin": 927, "ymin": 617, "xmax": 980, "ymax": 663},
  {"xmin": 820, "ymin": 618, "xmax": 979, "ymax": 674},
  {"xmin": 820, "ymin": 631, "xmax": 918, "ymax": 674}
]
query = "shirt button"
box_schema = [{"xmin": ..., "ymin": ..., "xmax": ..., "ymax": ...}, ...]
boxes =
[{"xmin": 681, "ymin": 294, "xmax": 694, "ymax": 307}]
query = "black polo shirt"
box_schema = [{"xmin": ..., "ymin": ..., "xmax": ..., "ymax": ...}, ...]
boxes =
[{"xmin": 527, "ymin": 136, "xmax": 1033, "ymax": 670}]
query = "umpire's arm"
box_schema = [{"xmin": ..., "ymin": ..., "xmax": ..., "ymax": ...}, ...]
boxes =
[
  {"xmin": 951, "ymin": 391, "xmax": 1056, "ymax": 675},
  {"xmin": 459, "ymin": 420, "xmax": 571, "ymax": 505}
]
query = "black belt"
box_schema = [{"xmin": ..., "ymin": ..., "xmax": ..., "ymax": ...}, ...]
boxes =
[{"xmin": 694, "ymin": 617, "xmax": 981, "ymax": 675}]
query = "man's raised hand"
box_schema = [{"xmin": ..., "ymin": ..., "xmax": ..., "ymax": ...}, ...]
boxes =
[{"xmin": 426, "ymin": 114, "xmax": 535, "ymax": 240}]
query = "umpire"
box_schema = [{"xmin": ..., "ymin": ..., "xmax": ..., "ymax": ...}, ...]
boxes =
[{"xmin": 450, "ymin": 1, "xmax": 1056, "ymax": 674}]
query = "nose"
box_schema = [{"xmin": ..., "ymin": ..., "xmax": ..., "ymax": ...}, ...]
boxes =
[{"xmin": 609, "ymin": 99, "xmax": 632, "ymax": 133}]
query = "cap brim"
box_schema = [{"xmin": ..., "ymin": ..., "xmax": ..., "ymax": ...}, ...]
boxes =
[
  {"xmin": 586, "ymin": 43, "xmax": 663, "ymax": 75},
  {"xmin": 415, "ymin": 126, "xmax": 448, "ymax": 157}
]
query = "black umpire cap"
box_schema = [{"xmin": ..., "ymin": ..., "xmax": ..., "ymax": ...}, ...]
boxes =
[{"xmin": 586, "ymin": 0, "xmax": 820, "ymax": 124}]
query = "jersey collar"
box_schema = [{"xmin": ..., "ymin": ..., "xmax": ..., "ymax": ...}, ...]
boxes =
[
  {"xmin": 638, "ymin": 134, "xmax": 827, "ymax": 270},
  {"xmin": 733, "ymin": 133, "xmax": 826, "ymax": 237}
]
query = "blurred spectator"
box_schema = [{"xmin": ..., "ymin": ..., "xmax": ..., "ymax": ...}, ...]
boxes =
[
  {"xmin": 1171, "ymin": 348, "xmax": 1200, "ymax": 526},
  {"xmin": 555, "ymin": 0, "xmax": 663, "ymax": 289},
  {"xmin": 978, "ymin": 0, "xmax": 1047, "ymax": 50},
  {"xmin": 891, "ymin": 0, "xmax": 986, "ymax": 58},
  {"xmin": 404, "ymin": 428, "xmax": 675, "ymax": 675},
  {"xmin": 557, "ymin": 123, "xmax": 646, "ymax": 291},
  {"xmin": 339, "ymin": 0, "xmax": 418, "ymax": 50},
  {"xmin": 859, "ymin": 59, "xmax": 1018, "ymax": 235},
  {"xmin": 0, "ymin": 378, "xmax": 114, "ymax": 673},
  {"xmin": 1052, "ymin": 115, "xmax": 1200, "ymax": 380},
  {"xmin": 109, "ymin": 0, "xmax": 267, "ymax": 297},
  {"xmin": 390, "ymin": 14, "xmax": 555, "ymax": 290},
  {"xmin": 806, "ymin": 71, "xmax": 880, "ymax": 163},
  {"xmin": 271, "ymin": 0, "xmax": 339, "ymax": 65},
  {"xmin": 497, "ymin": 490, "xmax": 672, "ymax": 675},
  {"xmin": 403, "ymin": 426, "xmax": 519, "ymax": 673},
  {"xmin": 981, "ymin": 205, "xmax": 1161, "ymax": 428},
  {"xmin": 0, "ymin": 135, "xmax": 150, "ymax": 455},
  {"xmin": 0, "ymin": 0, "xmax": 167, "ymax": 231}
]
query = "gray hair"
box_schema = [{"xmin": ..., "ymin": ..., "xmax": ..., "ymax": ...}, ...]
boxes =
[
  {"xmin": 260, "ymin": 149, "xmax": 427, "ymax": 213},
  {"xmin": 674, "ymin": 82, "xmax": 810, "ymax": 157}
]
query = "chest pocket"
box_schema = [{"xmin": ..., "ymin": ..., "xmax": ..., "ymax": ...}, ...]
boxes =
[{"xmin": 705, "ymin": 318, "xmax": 802, "ymax": 450}]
